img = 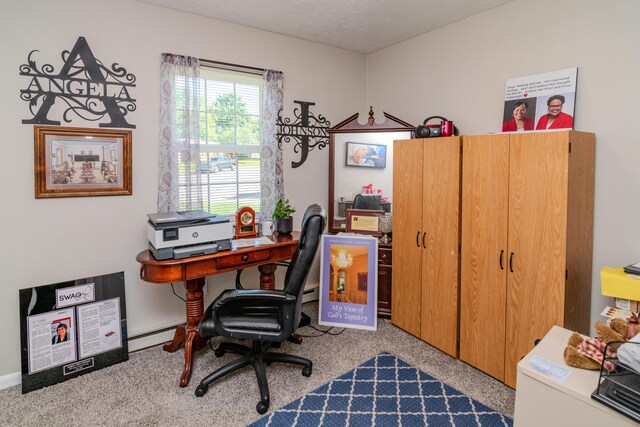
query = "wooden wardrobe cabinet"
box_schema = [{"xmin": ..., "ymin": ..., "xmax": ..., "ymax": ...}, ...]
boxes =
[
  {"xmin": 391, "ymin": 136, "xmax": 461, "ymax": 357},
  {"xmin": 459, "ymin": 131, "xmax": 595, "ymax": 388}
]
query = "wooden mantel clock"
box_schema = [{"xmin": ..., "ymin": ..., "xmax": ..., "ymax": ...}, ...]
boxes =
[{"xmin": 234, "ymin": 206, "xmax": 258, "ymax": 239}]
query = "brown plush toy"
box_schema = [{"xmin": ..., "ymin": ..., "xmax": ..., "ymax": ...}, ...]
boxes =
[
  {"xmin": 563, "ymin": 318, "xmax": 632, "ymax": 370},
  {"xmin": 594, "ymin": 320, "xmax": 626, "ymax": 351},
  {"xmin": 610, "ymin": 315, "xmax": 640, "ymax": 340},
  {"xmin": 563, "ymin": 332, "xmax": 601, "ymax": 370}
]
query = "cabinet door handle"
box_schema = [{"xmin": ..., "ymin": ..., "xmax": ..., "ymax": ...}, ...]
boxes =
[
  {"xmin": 416, "ymin": 231, "xmax": 420, "ymax": 248},
  {"xmin": 422, "ymin": 232, "xmax": 426, "ymax": 249},
  {"xmin": 499, "ymin": 250, "xmax": 504, "ymax": 270},
  {"xmin": 242, "ymin": 254, "xmax": 250, "ymax": 262},
  {"xmin": 509, "ymin": 252, "xmax": 514, "ymax": 272}
]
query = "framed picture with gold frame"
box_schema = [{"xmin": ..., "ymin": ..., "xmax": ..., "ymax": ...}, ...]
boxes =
[
  {"xmin": 345, "ymin": 209, "xmax": 384, "ymax": 237},
  {"xmin": 34, "ymin": 126, "xmax": 132, "ymax": 198}
]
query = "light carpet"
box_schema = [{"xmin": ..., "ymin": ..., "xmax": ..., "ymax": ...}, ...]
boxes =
[{"xmin": 0, "ymin": 302, "xmax": 514, "ymax": 426}]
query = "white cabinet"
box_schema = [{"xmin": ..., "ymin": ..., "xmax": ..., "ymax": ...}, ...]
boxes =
[{"xmin": 515, "ymin": 326, "xmax": 636, "ymax": 426}]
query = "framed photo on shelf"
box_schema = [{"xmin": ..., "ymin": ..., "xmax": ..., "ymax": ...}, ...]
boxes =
[
  {"xmin": 318, "ymin": 234, "xmax": 378, "ymax": 330},
  {"xmin": 34, "ymin": 126, "xmax": 132, "ymax": 198},
  {"xmin": 345, "ymin": 142, "xmax": 387, "ymax": 168},
  {"xmin": 501, "ymin": 67, "xmax": 577, "ymax": 133},
  {"xmin": 346, "ymin": 209, "xmax": 384, "ymax": 237}
]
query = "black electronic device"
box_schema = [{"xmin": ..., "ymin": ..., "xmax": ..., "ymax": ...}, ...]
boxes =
[{"xmin": 415, "ymin": 115, "xmax": 459, "ymax": 138}]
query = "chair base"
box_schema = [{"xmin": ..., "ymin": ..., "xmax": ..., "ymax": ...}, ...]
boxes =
[{"xmin": 195, "ymin": 340, "xmax": 312, "ymax": 414}]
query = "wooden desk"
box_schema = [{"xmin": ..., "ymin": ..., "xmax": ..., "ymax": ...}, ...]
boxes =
[{"xmin": 136, "ymin": 232, "xmax": 299, "ymax": 387}]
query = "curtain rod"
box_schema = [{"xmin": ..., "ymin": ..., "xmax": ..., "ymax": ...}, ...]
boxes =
[{"xmin": 199, "ymin": 58, "xmax": 266, "ymax": 76}]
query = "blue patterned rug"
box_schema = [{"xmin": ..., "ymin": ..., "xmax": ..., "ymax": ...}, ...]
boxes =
[{"xmin": 249, "ymin": 352, "xmax": 512, "ymax": 427}]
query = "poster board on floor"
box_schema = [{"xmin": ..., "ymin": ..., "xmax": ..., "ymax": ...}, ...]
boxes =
[
  {"xmin": 19, "ymin": 271, "xmax": 128, "ymax": 393},
  {"xmin": 318, "ymin": 234, "xmax": 377, "ymax": 330}
]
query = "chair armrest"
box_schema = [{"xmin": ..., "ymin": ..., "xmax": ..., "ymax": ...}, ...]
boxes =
[
  {"xmin": 213, "ymin": 289, "xmax": 296, "ymax": 311},
  {"xmin": 235, "ymin": 263, "xmax": 289, "ymax": 289},
  {"xmin": 235, "ymin": 269, "xmax": 245, "ymax": 289},
  {"xmin": 274, "ymin": 261, "xmax": 290, "ymax": 267}
]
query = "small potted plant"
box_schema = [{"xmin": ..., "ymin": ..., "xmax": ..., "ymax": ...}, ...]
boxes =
[{"xmin": 272, "ymin": 198, "xmax": 296, "ymax": 234}]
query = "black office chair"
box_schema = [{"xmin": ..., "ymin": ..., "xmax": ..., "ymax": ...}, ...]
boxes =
[
  {"xmin": 194, "ymin": 204, "xmax": 326, "ymax": 414},
  {"xmin": 352, "ymin": 193, "xmax": 382, "ymax": 210}
]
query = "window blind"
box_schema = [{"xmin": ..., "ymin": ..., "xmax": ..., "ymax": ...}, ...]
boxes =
[{"xmin": 177, "ymin": 66, "xmax": 263, "ymax": 217}]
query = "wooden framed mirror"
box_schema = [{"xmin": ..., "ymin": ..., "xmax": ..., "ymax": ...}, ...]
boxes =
[{"xmin": 328, "ymin": 108, "xmax": 414, "ymax": 234}]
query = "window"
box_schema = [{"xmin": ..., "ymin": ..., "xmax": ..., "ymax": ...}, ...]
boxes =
[{"xmin": 177, "ymin": 66, "xmax": 263, "ymax": 217}]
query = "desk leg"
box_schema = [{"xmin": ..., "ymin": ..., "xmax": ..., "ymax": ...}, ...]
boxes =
[
  {"xmin": 258, "ymin": 264, "xmax": 277, "ymax": 290},
  {"xmin": 162, "ymin": 277, "xmax": 208, "ymax": 388},
  {"xmin": 163, "ymin": 324, "xmax": 186, "ymax": 353}
]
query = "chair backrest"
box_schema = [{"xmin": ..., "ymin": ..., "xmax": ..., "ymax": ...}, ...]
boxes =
[
  {"xmin": 283, "ymin": 204, "xmax": 326, "ymax": 328},
  {"xmin": 352, "ymin": 194, "xmax": 382, "ymax": 210}
]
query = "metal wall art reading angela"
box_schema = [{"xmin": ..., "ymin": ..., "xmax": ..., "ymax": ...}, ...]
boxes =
[{"xmin": 19, "ymin": 36, "xmax": 137, "ymax": 128}]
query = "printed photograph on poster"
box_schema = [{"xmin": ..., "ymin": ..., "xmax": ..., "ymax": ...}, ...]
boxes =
[
  {"xmin": 502, "ymin": 67, "xmax": 577, "ymax": 132},
  {"xmin": 318, "ymin": 234, "xmax": 378, "ymax": 330},
  {"xmin": 77, "ymin": 297, "xmax": 123, "ymax": 359},
  {"xmin": 27, "ymin": 309, "xmax": 77, "ymax": 374},
  {"xmin": 51, "ymin": 319, "xmax": 71, "ymax": 345}
]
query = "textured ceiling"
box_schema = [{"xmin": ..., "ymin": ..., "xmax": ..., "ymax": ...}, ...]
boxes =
[{"xmin": 137, "ymin": 0, "xmax": 514, "ymax": 54}]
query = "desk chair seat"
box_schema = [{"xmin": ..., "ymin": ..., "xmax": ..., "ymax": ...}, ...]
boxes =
[{"xmin": 195, "ymin": 204, "xmax": 326, "ymax": 414}]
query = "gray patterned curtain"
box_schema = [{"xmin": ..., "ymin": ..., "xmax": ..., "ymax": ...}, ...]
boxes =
[
  {"xmin": 260, "ymin": 70, "xmax": 284, "ymax": 221},
  {"xmin": 157, "ymin": 53, "xmax": 202, "ymax": 213}
]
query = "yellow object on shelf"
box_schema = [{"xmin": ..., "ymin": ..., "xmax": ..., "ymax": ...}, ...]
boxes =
[{"xmin": 601, "ymin": 266, "xmax": 640, "ymax": 301}]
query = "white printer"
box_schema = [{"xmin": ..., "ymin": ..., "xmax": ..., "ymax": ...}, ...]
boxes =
[{"xmin": 147, "ymin": 210, "xmax": 233, "ymax": 260}]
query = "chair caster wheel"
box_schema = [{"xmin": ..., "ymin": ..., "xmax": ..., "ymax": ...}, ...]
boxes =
[
  {"xmin": 256, "ymin": 401, "xmax": 269, "ymax": 414},
  {"xmin": 214, "ymin": 348, "xmax": 225, "ymax": 357},
  {"xmin": 195, "ymin": 385, "xmax": 208, "ymax": 397},
  {"xmin": 302, "ymin": 365, "xmax": 312, "ymax": 377}
]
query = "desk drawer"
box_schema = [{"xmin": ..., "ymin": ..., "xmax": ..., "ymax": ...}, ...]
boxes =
[
  {"xmin": 217, "ymin": 249, "xmax": 271, "ymax": 269},
  {"xmin": 185, "ymin": 259, "xmax": 216, "ymax": 279},
  {"xmin": 271, "ymin": 245, "xmax": 296, "ymax": 260}
]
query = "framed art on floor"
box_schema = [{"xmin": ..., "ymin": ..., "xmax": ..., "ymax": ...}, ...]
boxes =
[
  {"xmin": 318, "ymin": 234, "xmax": 378, "ymax": 330},
  {"xmin": 19, "ymin": 271, "xmax": 129, "ymax": 394}
]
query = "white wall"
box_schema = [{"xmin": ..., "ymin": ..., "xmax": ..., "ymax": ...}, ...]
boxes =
[
  {"xmin": 0, "ymin": 0, "xmax": 366, "ymax": 377},
  {"xmin": 367, "ymin": 0, "xmax": 640, "ymax": 333}
]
